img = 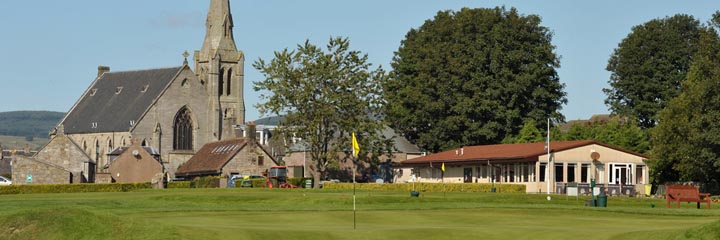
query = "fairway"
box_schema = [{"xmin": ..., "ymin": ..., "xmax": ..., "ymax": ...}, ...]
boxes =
[{"xmin": 1, "ymin": 189, "xmax": 719, "ymax": 240}]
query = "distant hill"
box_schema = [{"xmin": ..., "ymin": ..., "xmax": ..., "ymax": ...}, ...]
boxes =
[{"xmin": 0, "ymin": 111, "xmax": 64, "ymax": 138}]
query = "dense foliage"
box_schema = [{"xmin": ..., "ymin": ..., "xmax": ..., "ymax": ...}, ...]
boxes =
[
  {"xmin": 253, "ymin": 37, "xmax": 393, "ymax": 186},
  {"xmin": 322, "ymin": 182, "xmax": 526, "ymax": 193},
  {"xmin": 0, "ymin": 183, "xmax": 151, "ymax": 195},
  {"xmin": 650, "ymin": 20, "xmax": 720, "ymax": 189},
  {"xmin": 604, "ymin": 15, "xmax": 706, "ymax": 128},
  {"xmin": 0, "ymin": 111, "xmax": 63, "ymax": 138},
  {"xmin": 557, "ymin": 116, "xmax": 650, "ymax": 154},
  {"xmin": 385, "ymin": 7, "xmax": 566, "ymax": 153}
]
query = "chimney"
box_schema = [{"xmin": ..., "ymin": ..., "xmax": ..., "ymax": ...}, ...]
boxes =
[
  {"xmin": 24, "ymin": 144, "xmax": 30, "ymax": 154},
  {"xmin": 246, "ymin": 121, "xmax": 256, "ymax": 143},
  {"xmin": 97, "ymin": 66, "xmax": 110, "ymax": 78},
  {"xmin": 461, "ymin": 147, "xmax": 464, "ymax": 156}
]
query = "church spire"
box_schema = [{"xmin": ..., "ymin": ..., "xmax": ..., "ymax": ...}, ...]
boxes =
[{"xmin": 199, "ymin": 0, "xmax": 238, "ymax": 59}]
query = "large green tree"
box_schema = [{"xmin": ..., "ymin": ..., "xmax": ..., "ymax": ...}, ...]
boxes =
[
  {"xmin": 253, "ymin": 37, "xmax": 392, "ymax": 184},
  {"xmin": 604, "ymin": 14, "xmax": 706, "ymax": 128},
  {"xmin": 384, "ymin": 7, "xmax": 566, "ymax": 153},
  {"xmin": 557, "ymin": 116, "xmax": 650, "ymax": 154},
  {"xmin": 650, "ymin": 21, "xmax": 720, "ymax": 188}
]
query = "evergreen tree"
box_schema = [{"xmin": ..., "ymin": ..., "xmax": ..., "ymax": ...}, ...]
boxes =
[{"xmin": 384, "ymin": 7, "xmax": 566, "ymax": 152}]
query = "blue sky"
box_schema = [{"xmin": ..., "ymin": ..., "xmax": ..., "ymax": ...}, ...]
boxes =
[{"xmin": 0, "ymin": 0, "xmax": 718, "ymax": 122}]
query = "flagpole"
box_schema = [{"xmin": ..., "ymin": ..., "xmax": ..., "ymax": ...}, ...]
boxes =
[
  {"xmin": 351, "ymin": 132, "xmax": 360, "ymax": 230},
  {"xmin": 546, "ymin": 118, "xmax": 551, "ymax": 196}
]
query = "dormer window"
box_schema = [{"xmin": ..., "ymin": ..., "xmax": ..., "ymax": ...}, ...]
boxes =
[
  {"xmin": 91, "ymin": 122, "xmax": 98, "ymax": 128},
  {"xmin": 115, "ymin": 87, "xmax": 123, "ymax": 94},
  {"xmin": 90, "ymin": 89, "xmax": 98, "ymax": 96},
  {"xmin": 130, "ymin": 120, "xmax": 136, "ymax": 126},
  {"xmin": 141, "ymin": 85, "xmax": 149, "ymax": 92}
]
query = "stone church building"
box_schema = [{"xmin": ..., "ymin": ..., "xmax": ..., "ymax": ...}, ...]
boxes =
[{"xmin": 13, "ymin": 0, "xmax": 246, "ymax": 184}]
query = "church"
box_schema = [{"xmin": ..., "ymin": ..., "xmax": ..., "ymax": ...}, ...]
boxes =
[{"xmin": 12, "ymin": 0, "xmax": 246, "ymax": 184}]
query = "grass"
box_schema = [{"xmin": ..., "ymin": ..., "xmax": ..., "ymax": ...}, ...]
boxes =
[{"xmin": 0, "ymin": 188, "xmax": 719, "ymax": 239}]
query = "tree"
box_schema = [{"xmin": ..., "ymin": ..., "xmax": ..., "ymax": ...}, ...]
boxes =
[
  {"xmin": 604, "ymin": 14, "xmax": 706, "ymax": 128},
  {"xmin": 253, "ymin": 37, "xmax": 392, "ymax": 185},
  {"xmin": 650, "ymin": 21, "xmax": 720, "ymax": 189},
  {"xmin": 384, "ymin": 7, "xmax": 566, "ymax": 153},
  {"xmin": 503, "ymin": 119, "xmax": 545, "ymax": 144},
  {"xmin": 557, "ymin": 116, "xmax": 650, "ymax": 154}
]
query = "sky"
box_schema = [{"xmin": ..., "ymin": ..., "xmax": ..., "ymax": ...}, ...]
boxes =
[{"xmin": 0, "ymin": 0, "xmax": 718, "ymax": 122}]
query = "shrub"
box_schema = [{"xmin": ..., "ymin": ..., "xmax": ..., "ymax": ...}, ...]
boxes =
[
  {"xmin": 190, "ymin": 176, "xmax": 221, "ymax": 188},
  {"xmin": 287, "ymin": 177, "xmax": 313, "ymax": 187},
  {"xmin": 0, "ymin": 183, "xmax": 151, "ymax": 195},
  {"xmin": 321, "ymin": 182, "xmax": 526, "ymax": 193},
  {"xmin": 251, "ymin": 179, "xmax": 267, "ymax": 188},
  {"xmin": 167, "ymin": 181, "xmax": 190, "ymax": 188}
]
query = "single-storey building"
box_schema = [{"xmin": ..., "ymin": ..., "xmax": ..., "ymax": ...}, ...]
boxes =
[
  {"xmin": 400, "ymin": 140, "xmax": 649, "ymax": 195},
  {"xmin": 107, "ymin": 143, "xmax": 163, "ymax": 183},
  {"xmin": 175, "ymin": 138, "xmax": 278, "ymax": 179}
]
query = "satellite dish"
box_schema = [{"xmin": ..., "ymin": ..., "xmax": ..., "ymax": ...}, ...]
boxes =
[{"xmin": 132, "ymin": 150, "xmax": 140, "ymax": 156}]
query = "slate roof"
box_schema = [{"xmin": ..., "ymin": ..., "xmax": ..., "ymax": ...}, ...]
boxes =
[
  {"xmin": 402, "ymin": 140, "xmax": 649, "ymax": 165},
  {"xmin": 175, "ymin": 138, "xmax": 247, "ymax": 177},
  {"xmin": 62, "ymin": 67, "xmax": 183, "ymax": 134}
]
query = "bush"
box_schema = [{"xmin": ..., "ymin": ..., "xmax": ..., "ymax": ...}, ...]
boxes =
[
  {"xmin": 167, "ymin": 181, "xmax": 190, "ymax": 188},
  {"xmin": 251, "ymin": 179, "xmax": 267, "ymax": 188},
  {"xmin": 287, "ymin": 177, "xmax": 313, "ymax": 187},
  {"xmin": 190, "ymin": 176, "xmax": 221, "ymax": 188},
  {"xmin": 321, "ymin": 182, "xmax": 526, "ymax": 193},
  {"xmin": 0, "ymin": 183, "xmax": 151, "ymax": 195}
]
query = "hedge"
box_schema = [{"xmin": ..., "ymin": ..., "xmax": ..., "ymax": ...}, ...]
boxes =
[
  {"xmin": 0, "ymin": 183, "xmax": 151, "ymax": 195},
  {"xmin": 321, "ymin": 182, "xmax": 526, "ymax": 193},
  {"xmin": 167, "ymin": 181, "xmax": 190, "ymax": 188},
  {"xmin": 189, "ymin": 176, "xmax": 222, "ymax": 188}
]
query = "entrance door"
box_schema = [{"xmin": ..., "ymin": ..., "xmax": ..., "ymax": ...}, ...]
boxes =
[
  {"xmin": 610, "ymin": 164, "xmax": 632, "ymax": 185},
  {"xmin": 463, "ymin": 168, "xmax": 472, "ymax": 183}
]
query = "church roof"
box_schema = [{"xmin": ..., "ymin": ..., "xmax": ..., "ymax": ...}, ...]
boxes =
[{"xmin": 62, "ymin": 67, "xmax": 182, "ymax": 134}]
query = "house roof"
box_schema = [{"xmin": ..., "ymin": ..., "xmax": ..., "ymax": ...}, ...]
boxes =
[
  {"xmin": 175, "ymin": 138, "xmax": 247, "ymax": 177},
  {"xmin": 402, "ymin": 140, "xmax": 649, "ymax": 165},
  {"xmin": 61, "ymin": 67, "xmax": 182, "ymax": 134}
]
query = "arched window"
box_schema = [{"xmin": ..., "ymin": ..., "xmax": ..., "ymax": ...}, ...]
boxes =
[
  {"xmin": 226, "ymin": 68, "xmax": 232, "ymax": 96},
  {"xmin": 218, "ymin": 68, "xmax": 224, "ymax": 97},
  {"xmin": 107, "ymin": 139, "xmax": 113, "ymax": 153},
  {"xmin": 173, "ymin": 107, "xmax": 193, "ymax": 150},
  {"xmin": 141, "ymin": 139, "xmax": 148, "ymax": 147}
]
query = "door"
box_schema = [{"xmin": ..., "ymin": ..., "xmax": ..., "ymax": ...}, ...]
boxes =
[{"xmin": 463, "ymin": 168, "xmax": 472, "ymax": 183}]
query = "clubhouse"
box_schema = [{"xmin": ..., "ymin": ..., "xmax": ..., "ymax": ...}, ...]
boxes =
[{"xmin": 399, "ymin": 140, "xmax": 649, "ymax": 195}]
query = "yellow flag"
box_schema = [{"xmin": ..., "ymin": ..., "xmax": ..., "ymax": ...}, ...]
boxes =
[
  {"xmin": 352, "ymin": 132, "xmax": 360, "ymax": 157},
  {"xmin": 441, "ymin": 162, "xmax": 445, "ymax": 172}
]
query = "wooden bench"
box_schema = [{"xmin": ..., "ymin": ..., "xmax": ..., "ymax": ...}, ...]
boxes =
[{"xmin": 666, "ymin": 185, "xmax": 711, "ymax": 209}]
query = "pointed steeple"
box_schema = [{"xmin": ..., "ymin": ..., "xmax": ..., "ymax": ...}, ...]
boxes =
[
  {"xmin": 199, "ymin": 0, "xmax": 238, "ymax": 60},
  {"xmin": 194, "ymin": 0, "xmax": 246, "ymax": 141}
]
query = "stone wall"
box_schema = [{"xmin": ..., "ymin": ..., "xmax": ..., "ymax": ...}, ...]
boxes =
[
  {"xmin": 31, "ymin": 134, "xmax": 91, "ymax": 182},
  {"xmin": 221, "ymin": 143, "xmax": 277, "ymax": 177},
  {"xmin": 131, "ymin": 66, "xmax": 212, "ymax": 177},
  {"xmin": 67, "ymin": 132, "xmax": 131, "ymax": 174},
  {"xmin": 12, "ymin": 156, "xmax": 71, "ymax": 184}
]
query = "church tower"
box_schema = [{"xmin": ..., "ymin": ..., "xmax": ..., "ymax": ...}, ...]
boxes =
[{"xmin": 195, "ymin": 0, "xmax": 245, "ymax": 141}]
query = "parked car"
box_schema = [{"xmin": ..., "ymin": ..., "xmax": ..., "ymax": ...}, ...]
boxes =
[{"xmin": 0, "ymin": 176, "xmax": 12, "ymax": 186}]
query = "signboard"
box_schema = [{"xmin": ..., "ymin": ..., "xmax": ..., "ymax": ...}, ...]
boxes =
[{"xmin": 26, "ymin": 174, "xmax": 33, "ymax": 183}]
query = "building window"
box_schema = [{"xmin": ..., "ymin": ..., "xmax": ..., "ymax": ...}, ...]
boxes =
[
  {"xmin": 555, "ymin": 163, "xmax": 564, "ymax": 182},
  {"xmin": 173, "ymin": 107, "xmax": 193, "ymax": 150},
  {"xmin": 567, "ymin": 163, "xmax": 576, "ymax": 183},
  {"xmin": 257, "ymin": 156, "xmax": 264, "ymax": 166},
  {"xmin": 539, "ymin": 163, "xmax": 546, "ymax": 182},
  {"xmin": 226, "ymin": 68, "xmax": 232, "ymax": 96},
  {"xmin": 581, "ymin": 164, "xmax": 589, "ymax": 183},
  {"xmin": 218, "ymin": 68, "xmax": 224, "ymax": 97}
]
